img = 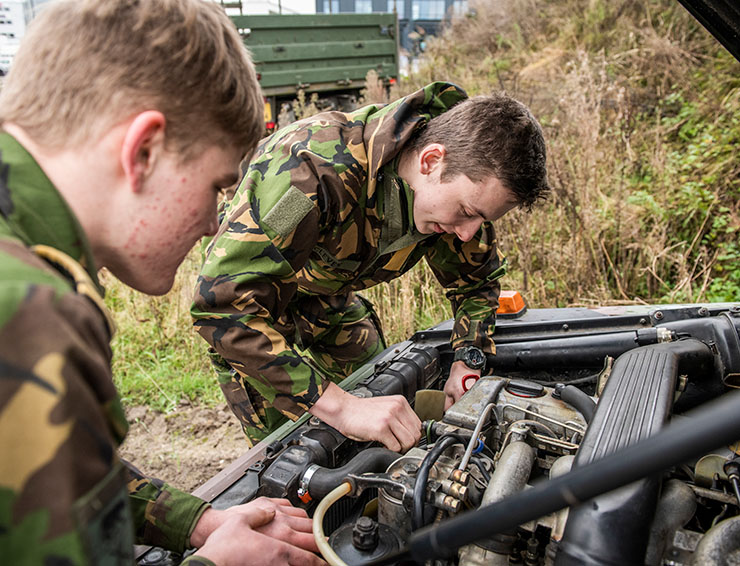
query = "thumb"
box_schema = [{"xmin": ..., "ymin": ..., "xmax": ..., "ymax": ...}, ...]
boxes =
[
  {"xmin": 444, "ymin": 394, "xmax": 454, "ymax": 411},
  {"xmin": 244, "ymin": 506, "xmax": 276, "ymax": 528}
]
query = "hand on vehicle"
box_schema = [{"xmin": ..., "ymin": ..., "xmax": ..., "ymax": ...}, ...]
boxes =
[
  {"xmin": 444, "ymin": 361, "xmax": 481, "ymax": 411},
  {"xmin": 309, "ymin": 382, "xmax": 421, "ymax": 452},
  {"xmin": 190, "ymin": 498, "xmax": 326, "ymax": 566}
]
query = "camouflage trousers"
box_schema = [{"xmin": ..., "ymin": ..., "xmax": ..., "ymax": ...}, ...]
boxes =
[{"xmin": 212, "ymin": 291, "xmax": 386, "ymax": 446}]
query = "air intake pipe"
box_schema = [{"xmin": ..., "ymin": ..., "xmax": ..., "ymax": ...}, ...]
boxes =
[{"xmin": 555, "ymin": 338, "xmax": 715, "ymax": 566}]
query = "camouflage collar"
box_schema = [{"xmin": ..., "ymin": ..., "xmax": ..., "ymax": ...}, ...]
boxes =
[
  {"xmin": 357, "ymin": 82, "xmax": 467, "ymax": 203},
  {"xmin": 377, "ymin": 158, "xmax": 432, "ymax": 256},
  {"xmin": 0, "ymin": 132, "xmax": 102, "ymax": 292}
]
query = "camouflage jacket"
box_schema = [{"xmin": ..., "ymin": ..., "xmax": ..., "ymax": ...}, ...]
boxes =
[
  {"xmin": 0, "ymin": 133, "xmax": 210, "ymax": 565},
  {"xmin": 192, "ymin": 82, "xmax": 505, "ymax": 421}
]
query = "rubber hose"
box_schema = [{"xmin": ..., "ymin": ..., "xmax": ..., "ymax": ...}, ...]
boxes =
[
  {"xmin": 412, "ymin": 434, "xmax": 465, "ymax": 531},
  {"xmin": 308, "ymin": 447, "xmax": 400, "ymax": 499},
  {"xmin": 691, "ymin": 516, "xmax": 740, "ymax": 565},
  {"xmin": 559, "ymin": 384, "xmax": 596, "ymax": 423},
  {"xmin": 313, "ymin": 482, "xmax": 352, "ymax": 566}
]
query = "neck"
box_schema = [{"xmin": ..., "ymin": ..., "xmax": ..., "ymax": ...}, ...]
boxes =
[
  {"xmin": 396, "ymin": 148, "xmax": 417, "ymax": 185},
  {"xmin": 2, "ymin": 123, "xmax": 122, "ymax": 269}
]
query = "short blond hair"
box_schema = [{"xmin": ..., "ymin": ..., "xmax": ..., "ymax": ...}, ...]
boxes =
[{"xmin": 0, "ymin": 0, "xmax": 263, "ymax": 158}]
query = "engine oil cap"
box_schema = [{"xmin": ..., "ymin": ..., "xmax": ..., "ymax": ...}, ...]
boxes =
[{"xmin": 505, "ymin": 380, "xmax": 545, "ymax": 398}]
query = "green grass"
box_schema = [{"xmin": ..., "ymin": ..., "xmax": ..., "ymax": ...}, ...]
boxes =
[{"xmin": 103, "ymin": 251, "xmax": 223, "ymax": 412}]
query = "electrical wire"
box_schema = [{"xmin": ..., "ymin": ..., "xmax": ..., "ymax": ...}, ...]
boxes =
[
  {"xmin": 732, "ymin": 476, "xmax": 740, "ymax": 507},
  {"xmin": 531, "ymin": 373, "xmax": 598, "ymax": 387},
  {"xmin": 469, "ymin": 456, "xmax": 491, "ymax": 483}
]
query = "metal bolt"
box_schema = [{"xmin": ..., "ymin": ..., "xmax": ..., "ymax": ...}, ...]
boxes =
[
  {"xmin": 443, "ymin": 495, "xmax": 461, "ymax": 513},
  {"xmin": 698, "ymin": 307, "xmax": 709, "ymax": 317},
  {"xmin": 639, "ymin": 317, "xmax": 647, "ymax": 325},
  {"xmin": 654, "ymin": 311, "xmax": 664, "ymax": 321},
  {"xmin": 403, "ymin": 463, "xmax": 418, "ymax": 476},
  {"xmin": 352, "ymin": 516, "xmax": 379, "ymax": 551},
  {"xmin": 561, "ymin": 324, "xmax": 569, "ymax": 331},
  {"xmin": 309, "ymin": 416, "xmax": 321, "ymax": 426}
]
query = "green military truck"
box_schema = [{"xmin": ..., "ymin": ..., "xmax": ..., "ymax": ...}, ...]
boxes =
[{"xmin": 230, "ymin": 13, "xmax": 399, "ymax": 130}]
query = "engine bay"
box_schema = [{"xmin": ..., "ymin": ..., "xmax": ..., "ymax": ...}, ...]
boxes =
[{"xmin": 139, "ymin": 303, "xmax": 740, "ymax": 566}]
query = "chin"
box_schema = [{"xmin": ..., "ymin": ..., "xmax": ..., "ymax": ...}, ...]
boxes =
[
  {"xmin": 143, "ymin": 276, "xmax": 176, "ymax": 296},
  {"xmin": 122, "ymin": 271, "xmax": 176, "ymax": 296}
]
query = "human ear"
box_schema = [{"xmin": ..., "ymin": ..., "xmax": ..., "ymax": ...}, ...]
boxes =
[
  {"xmin": 418, "ymin": 143, "xmax": 447, "ymax": 176},
  {"xmin": 120, "ymin": 111, "xmax": 166, "ymax": 193}
]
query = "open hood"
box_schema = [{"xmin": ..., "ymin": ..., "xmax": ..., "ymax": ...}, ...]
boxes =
[{"xmin": 677, "ymin": 0, "xmax": 740, "ymax": 60}]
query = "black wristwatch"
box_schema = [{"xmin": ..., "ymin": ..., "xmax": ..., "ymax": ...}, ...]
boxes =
[{"xmin": 453, "ymin": 345, "xmax": 486, "ymax": 371}]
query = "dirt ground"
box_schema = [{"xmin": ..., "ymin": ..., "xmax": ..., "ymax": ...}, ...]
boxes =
[{"xmin": 119, "ymin": 402, "xmax": 249, "ymax": 493}]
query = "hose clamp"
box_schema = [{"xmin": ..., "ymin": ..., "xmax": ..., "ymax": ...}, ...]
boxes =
[{"xmin": 297, "ymin": 464, "xmax": 321, "ymax": 504}]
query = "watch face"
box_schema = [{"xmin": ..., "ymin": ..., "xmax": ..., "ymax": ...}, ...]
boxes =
[{"xmin": 468, "ymin": 348, "xmax": 485, "ymax": 367}]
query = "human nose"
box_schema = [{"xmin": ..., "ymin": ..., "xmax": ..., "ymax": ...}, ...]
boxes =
[
  {"xmin": 455, "ymin": 219, "xmax": 482, "ymax": 242},
  {"xmin": 204, "ymin": 212, "xmax": 219, "ymax": 237}
]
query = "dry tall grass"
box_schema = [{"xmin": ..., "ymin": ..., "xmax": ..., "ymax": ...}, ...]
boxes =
[{"xmin": 399, "ymin": 0, "xmax": 739, "ymax": 309}]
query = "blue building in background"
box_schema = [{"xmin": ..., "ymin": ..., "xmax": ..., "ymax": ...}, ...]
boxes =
[{"xmin": 314, "ymin": 0, "xmax": 467, "ymax": 53}]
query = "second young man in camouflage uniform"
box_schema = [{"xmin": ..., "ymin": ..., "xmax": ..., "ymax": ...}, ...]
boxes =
[
  {"xmin": 192, "ymin": 82, "xmax": 550, "ymax": 450},
  {"xmin": 0, "ymin": 1, "xmax": 324, "ymax": 565}
]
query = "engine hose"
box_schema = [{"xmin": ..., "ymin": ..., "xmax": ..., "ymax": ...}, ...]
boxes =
[
  {"xmin": 307, "ymin": 447, "xmax": 400, "ymax": 499},
  {"xmin": 412, "ymin": 434, "xmax": 466, "ymax": 531},
  {"xmin": 360, "ymin": 390, "xmax": 740, "ymax": 566},
  {"xmin": 313, "ymin": 481, "xmax": 352, "ymax": 566},
  {"xmin": 558, "ymin": 384, "xmax": 596, "ymax": 423},
  {"xmin": 691, "ymin": 515, "xmax": 740, "ymax": 565}
]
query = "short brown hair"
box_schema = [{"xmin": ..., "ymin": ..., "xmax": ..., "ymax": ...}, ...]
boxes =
[
  {"xmin": 407, "ymin": 92, "xmax": 550, "ymax": 209},
  {"xmin": 0, "ymin": 0, "xmax": 263, "ymax": 158}
]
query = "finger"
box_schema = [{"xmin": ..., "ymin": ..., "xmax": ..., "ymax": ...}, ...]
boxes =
[
  {"xmin": 286, "ymin": 546, "xmax": 328, "ymax": 566},
  {"xmin": 400, "ymin": 406, "xmax": 422, "ymax": 440},
  {"xmin": 274, "ymin": 504, "xmax": 311, "ymax": 519},
  {"xmin": 392, "ymin": 419, "xmax": 419, "ymax": 453},
  {"xmin": 244, "ymin": 507, "xmax": 276, "ymax": 528},
  {"xmin": 378, "ymin": 427, "xmax": 402, "ymax": 452},
  {"xmin": 288, "ymin": 515, "xmax": 315, "ymax": 533},
  {"xmin": 272, "ymin": 513, "xmax": 315, "ymax": 533},
  {"xmin": 285, "ymin": 530, "xmax": 322, "ymax": 552},
  {"xmin": 265, "ymin": 497, "xmax": 298, "ymax": 509},
  {"xmin": 395, "ymin": 408, "xmax": 421, "ymax": 444}
]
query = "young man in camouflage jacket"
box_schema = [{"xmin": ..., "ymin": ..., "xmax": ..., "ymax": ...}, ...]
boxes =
[
  {"xmin": 0, "ymin": 1, "xmax": 325, "ymax": 565},
  {"xmin": 192, "ymin": 82, "xmax": 550, "ymax": 450}
]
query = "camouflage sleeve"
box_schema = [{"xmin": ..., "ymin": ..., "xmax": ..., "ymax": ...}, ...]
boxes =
[
  {"xmin": 0, "ymin": 242, "xmax": 134, "ymax": 565},
  {"xmin": 424, "ymin": 223, "xmax": 506, "ymax": 353},
  {"xmin": 0, "ymin": 240, "xmax": 208, "ymax": 564},
  {"xmin": 182, "ymin": 557, "xmax": 217, "ymax": 566},
  {"xmin": 192, "ymin": 130, "xmax": 332, "ymax": 420},
  {"xmin": 126, "ymin": 460, "xmax": 210, "ymax": 553}
]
